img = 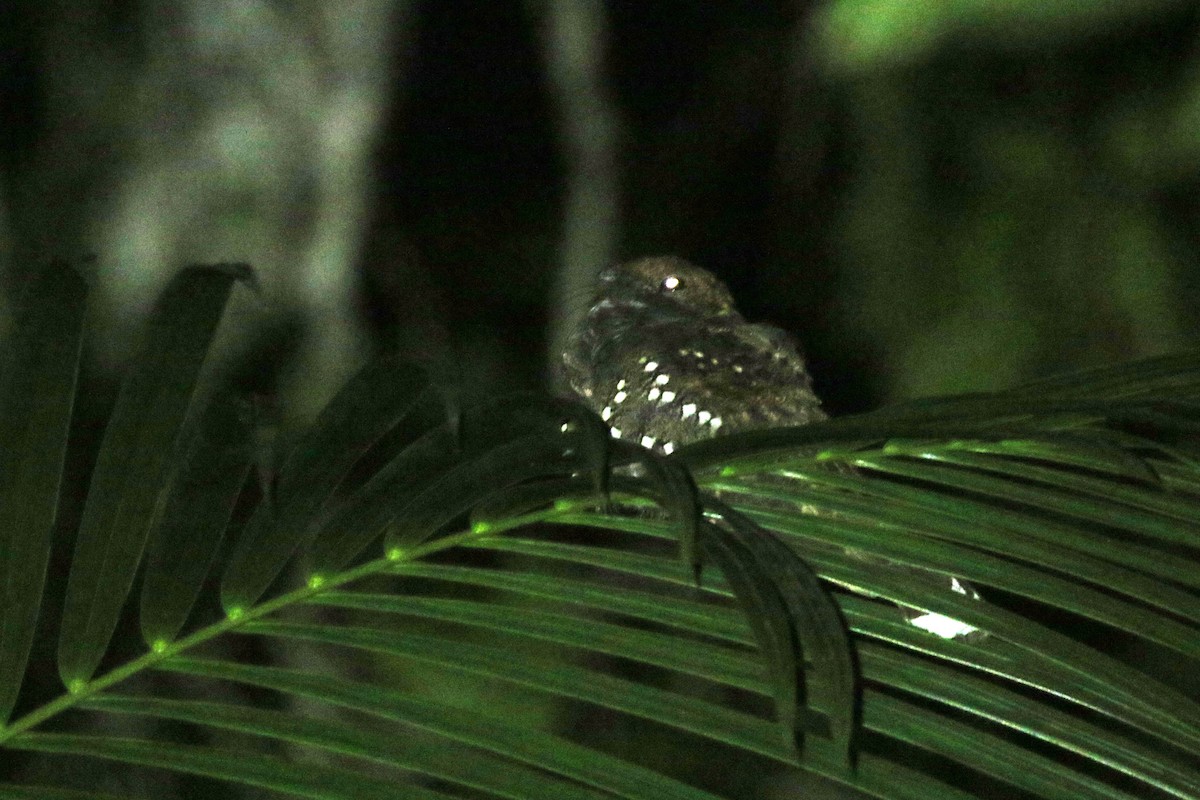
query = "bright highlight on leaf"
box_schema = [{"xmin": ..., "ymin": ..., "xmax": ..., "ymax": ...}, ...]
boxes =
[{"xmin": 908, "ymin": 611, "xmax": 980, "ymax": 640}]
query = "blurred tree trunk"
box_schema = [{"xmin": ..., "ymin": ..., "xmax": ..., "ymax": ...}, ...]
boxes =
[{"xmin": 3, "ymin": 0, "xmax": 412, "ymax": 422}]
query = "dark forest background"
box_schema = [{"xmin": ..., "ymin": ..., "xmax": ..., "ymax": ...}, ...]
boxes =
[{"xmin": 4, "ymin": 0, "xmax": 1199, "ymax": 425}]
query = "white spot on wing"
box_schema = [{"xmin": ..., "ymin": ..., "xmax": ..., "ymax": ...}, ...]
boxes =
[
  {"xmin": 644, "ymin": 361, "xmax": 659, "ymax": 372},
  {"xmin": 647, "ymin": 387, "xmax": 661, "ymax": 402},
  {"xmin": 697, "ymin": 410, "xmax": 712, "ymax": 425},
  {"xmin": 681, "ymin": 403, "xmax": 697, "ymax": 419},
  {"xmin": 710, "ymin": 416, "xmax": 723, "ymax": 431},
  {"xmin": 613, "ymin": 390, "xmax": 627, "ymax": 404},
  {"xmin": 601, "ymin": 406, "xmax": 612, "ymax": 421},
  {"xmin": 662, "ymin": 441, "xmax": 675, "ymax": 454},
  {"xmin": 610, "ymin": 427, "xmax": 622, "ymax": 439},
  {"xmin": 616, "ymin": 379, "xmax": 626, "ymax": 390},
  {"xmin": 640, "ymin": 435, "xmax": 656, "ymax": 448},
  {"xmin": 660, "ymin": 390, "xmax": 676, "ymax": 403},
  {"xmin": 654, "ymin": 374, "xmax": 670, "ymax": 385}
]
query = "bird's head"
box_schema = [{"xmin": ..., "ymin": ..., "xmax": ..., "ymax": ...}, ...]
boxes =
[{"xmin": 594, "ymin": 256, "xmax": 739, "ymax": 321}]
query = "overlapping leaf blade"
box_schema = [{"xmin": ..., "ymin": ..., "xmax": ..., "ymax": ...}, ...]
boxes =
[
  {"xmin": 0, "ymin": 261, "xmax": 86, "ymax": 722},
  {"xmin": 59, "ymin": 264, "xmax": 250, "ymax": 686},
  {"xmin": 0, "ymin": 255, "xmax": 1197, "ymax": 800},
  {"xmin": 694, "ymin": 506, "xmax": 857, "ymax": 770},
  {"xmin": 9, "ymin": 732, "xmax": 457, "ymax": 800},
  {"xmin": 156, "ymin": 657, "xmax": 726, "ymax": 800},
  {"xmin": 220, "ymin": 357, "xmax": 432, "ymax": 611},
  {"xmin": 306, "ymin": 394, "xmax": 610, "ymax": 574},
  {"xmin": 80, "ymin": 694, "xmax": 621, "ymax": 800},
  {"xmin": 139, "ymin": 389, "xmax": 253, "ymax": 646}
]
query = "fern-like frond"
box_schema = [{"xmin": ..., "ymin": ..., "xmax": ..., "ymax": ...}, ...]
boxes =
[{"xmin": 0, "ymin": 261, "xmax": 1196, "ymax": 800}]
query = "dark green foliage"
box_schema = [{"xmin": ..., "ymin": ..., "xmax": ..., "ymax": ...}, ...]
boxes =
[
  {"xmin": 0, "ymin": 266, "xmax": 1197, "ymax": 800},
  {"xmin": 0, "ymin": 262, "xmax": 86, "ymax": 722},
  {"xmin": 139, "ymin": 389, "xmax": 253, "ymax": 646},
  {"xmin": 220, "ymin": 357, "xmax": 434, "ymax": 611},
  {"xmin": 58, "ymin": 264, "xmax": 250, "ymax": 686}
]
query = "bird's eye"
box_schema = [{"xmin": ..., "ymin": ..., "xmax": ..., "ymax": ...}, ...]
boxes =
[{"xmin": 661, "ymin": 275, "xmax": 682, "ymax": 292}]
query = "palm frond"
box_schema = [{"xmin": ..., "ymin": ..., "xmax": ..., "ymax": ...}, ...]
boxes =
[{"xmin": 0, "ymin": 261, "xmax": 1197, "ymax": 799}]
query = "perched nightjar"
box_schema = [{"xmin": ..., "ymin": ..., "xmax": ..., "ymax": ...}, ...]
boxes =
[
  {"xmin": 564, "ymin": 256, "xmax": 983, "ymax": 641},
  {"xmin": 562, "ymin": 256, "xmax": 827, "ymax": 454}
]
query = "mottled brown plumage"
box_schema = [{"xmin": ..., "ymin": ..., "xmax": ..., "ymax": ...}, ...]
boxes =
[
  {"xmin": 564, "ymin": 256, "xmax": 985, "ymax": 641},
  {"xmin": 563, "ymin": 256, "xmax": 826, "ymax": 453}
]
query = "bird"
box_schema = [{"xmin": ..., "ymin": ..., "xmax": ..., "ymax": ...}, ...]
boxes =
[
  {"xmin": 563, "ymin": 256, "xmax": 983, "ymax": 641},
  {"xmin": 562, "ymin": 256, "xmax": 826, "ymax": 455}
]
